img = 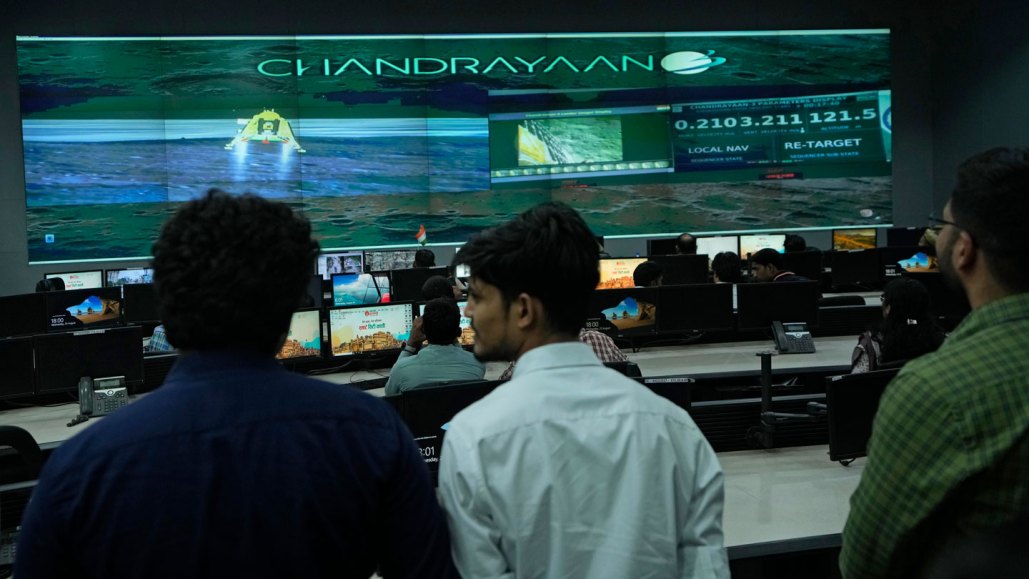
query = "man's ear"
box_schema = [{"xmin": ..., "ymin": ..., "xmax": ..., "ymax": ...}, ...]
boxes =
[
  {"xmin": 952, "ymin": 230, "xmax": 978, "ymax": 272},
  {"xmin": 511, "ymin": 292, "xmax": 541, "ymax": 330}
]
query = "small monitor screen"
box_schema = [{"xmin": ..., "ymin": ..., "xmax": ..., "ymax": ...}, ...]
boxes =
[
  {"xmin": 886, "ymin": 227, "xmax": 927, "ymax": 247},
  {"xmin": 646, "ymin": 238, "xmax": 679, "ymax": 256},
  {"xmin": 277, "ymin": 309, "xmax": 322, "ymax": 361},
  {"xmin": 317, "ymin": 251, "xmax": 364, "ymax": 280},
  {"xmin": 695, "ymin": 236, "xmax": 740, "ymax": 263},
  {"xmin": 390, "ymin": 266, "xmax": 448, "ymax": 302},
  {"xmin": 44, "ymin": 287, "xmax": 123, "ymax": 332},
  {"xmin": 328, "ymin": 303, "xmax": 414, "ymax": 357},
  {"xmin": 364, "ymin": 249, "xmax": 419, "ymax": 272},
  {"xmin": 454, "ymin": 264, "xmax": 471, "ymax": 279},
  {"xmin": 833, "ymin": 228, "xmax": 877, "ymax": 251},
  {"xmin": 736, "ymin": 280, "xmax": 820, "ymax": 331},
  {"xmin": 34, "ymin": 326, "xmax": 143, "ymax": 394},
  {"xmin": 331, "ymin": 273, "xmax": 381, "ymax": 306},
  {"xmin": 896, "ymin": 251, "xmax": 935, "ymax": 272},
  {"xmin": 0, "ymin": 293, "xmax": 47, "ymax": 338},
  {"xmin": 648, "ymin": 254, "xmax": 710, "ymax": 285},
  {"xmin": 659, "ymin": 284, "xmax": 734, "ymax": 332},
  {"xmin": 46, "ymin": 270, "xmax": 103, "ymax": 290},
  {"xmin": 105, "ymin": 267, "xmax": 153, "ymax": 286},
  {"xmin": 122, "ymin": 283, "xmax": 160, "ymax": 324},
  {"xmin": 598, "ymin": 258, "xmax": 647, "ymax": 290},
  {"xmin": 419, "ymin": 300, "xmax": 474, "ymax": 347},
  {"xmin": 586, "ymin": 288, "xmax": 658, "ymax": 337},
  {"xmin": 739, "ymin": 234, "xmax": 786, "ymax": 259}
]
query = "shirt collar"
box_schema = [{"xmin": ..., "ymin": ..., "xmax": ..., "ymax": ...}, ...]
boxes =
[{"xmin": 511, "ymin": 341, "xmax": 603, "ymax": 380}]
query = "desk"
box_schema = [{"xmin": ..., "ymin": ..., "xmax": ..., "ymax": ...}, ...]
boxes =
[
  {"xmin": 628, "ymin": 335, "xmax": 855, "ymax": 377},
  {"xmin": 721, "ymin": 444, "xmax": 861, "ymax": 558}
]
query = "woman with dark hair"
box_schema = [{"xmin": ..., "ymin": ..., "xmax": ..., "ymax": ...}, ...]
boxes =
[{"xmin": 851, "ymin": 277, "xmax": 947, "ymax": 373}]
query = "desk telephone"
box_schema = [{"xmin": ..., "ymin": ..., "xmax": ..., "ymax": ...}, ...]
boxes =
[
  {"xmin": 78, "ymin": 376, "xmax": 129, "ymax": 417},
  {"xmin": 772, "ymin": 321, "xmax": 816, "ymax": 354}
]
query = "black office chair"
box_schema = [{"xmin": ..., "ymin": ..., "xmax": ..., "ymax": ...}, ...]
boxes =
[
  {"xmin": 0, "ymin": 425, "xmax": 43, "ymax": 484},
  {"xmin": 818, "ymin": 295, "xmax": 867, "ymax": 308},
  {"xmin": 604, "ymin": 361, "xmax": 643, "ymax": 378}
]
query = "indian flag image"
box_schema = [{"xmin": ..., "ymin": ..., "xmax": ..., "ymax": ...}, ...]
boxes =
[{"xmin": 415, "ymin": 224, "xmax": 427, "ymax": 245}]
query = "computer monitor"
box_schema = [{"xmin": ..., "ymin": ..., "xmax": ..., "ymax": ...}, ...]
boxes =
[
  {"xmin": 331, "ymin": 273, "xmax": 382, "ymax": 306},
  {"xmin": 390, "ymin": 266, "xmax": 447, "ymax": 302},
  {"xmin": 364, "ymin": 249, "xmax": 419, "ymax": 272},
  {"xmin": 316, "ymin": 251, "xmax": 364, "ymax": 280},
  {"xmin": 276, "ymin": 309, "xmax": 323, "ymax": 361},
  {"xmin": 902, "ymin": 271, "xmax": 971, "ymax": 322},
  {"xmin": 739, "ymin": 234, "xmax": 785, "ymax": 259},
  {"xmin": 828, "ymin": 249, "xmax": 882, "ymax": 288},
  {"xmin": 0, "ymin": 293, "xmax": 46, "ymax": 338},
  {"xmin": 646, "ymin": 238, "xmax": 679, "ymax": 256},
  {"xmin": 303, "ymin": 274, "xmax": 325, "ymax": 309},
  {"xmin": 886, "ymin": 226, "xmax": 927, "ymax": 247},
  {"xmin": 33, "ymin": 326, "xmax": 144, "ymax": 395},
  {"xmin": 43, "ymin": 287, "xmax": 123, "ymax": 332},
  {"xmin": 0, "ymin": 337, "xmax": 35, "ymax": 399},
  {"xmin": 695, "ymin": 236, "xmax": 740, "ymax": 265},
  {"xmin": 597, "ymin": 257, "xmax": 647, "ymax": 290},
  {"xmin": 327, "ymin": 302, "xmax": 414, "ymax": 358},
  {"xmin": 104, "ymin": 267, "xmax": 153, "ymax": 287},
  {"xmin": 736, "ymin": 281, "xmax": 820, "ymax": 331},
  {"xmin": 418, "ymin": 300, "xmax": 474, "ymax": 347},
  {"xmin": 832, "ymin": 228, "xmax": 877, "ymax": 251},
  {"xmin": 782, "ymin": 250, "xmax": 824, "ymax": 281},
  {"xmin": 122, "ymin": 283, "xmax": 160, "ymax": 324},
  {"xmin": 658, "ymin": 284, "xmax": 734, "ymax": 332},
  {"xmin": 586, "ymin": 287, "xmax": 658, "ymax": 337},
  {"xmin": 45, "ymin": 270, "xmax": 103, "ymax": 290},
  {"xmin": 825, "ymin": 368, "xmax": 900, "ymax": 462},
  {"xmin": 647, "ymin": 254, "xmax": 710, "ymax": 285}
]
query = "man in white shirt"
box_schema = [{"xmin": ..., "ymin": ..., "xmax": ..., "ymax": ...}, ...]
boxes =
[{"xmin": 438, "ymin": 202, "xmax": 728, "ymax": 579}]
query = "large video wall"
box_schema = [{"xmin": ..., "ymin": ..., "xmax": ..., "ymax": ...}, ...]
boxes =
[{"xmin": 17, "ymin": 30, "xmax": 891, "ymax": 263}]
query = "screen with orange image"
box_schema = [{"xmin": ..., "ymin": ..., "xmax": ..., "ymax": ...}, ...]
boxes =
[
  {"xmin": 833, "ymin": 228, "xmax": 877, "ymax": 251},
  {"xmin": 598, "ymin": 258, "xmax": 646, "ymax": 290}
]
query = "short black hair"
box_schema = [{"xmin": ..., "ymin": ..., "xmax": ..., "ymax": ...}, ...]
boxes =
[
  {"xmin": 35, "ymin": 277, "xmax": 65, "ymax": 292},
  {"xmin": 152, "ymin": 189, "xmax": 320, "ymax": 355},
  {"xmin": 750, "ymin": 248, "xmax": 784, "ymax": 270},
  {"xmin": 632, "ymin": 260, "xmax": 663, "ymax": 287},
  {"xmin": 950, "ymin": 146, "xmax": 1029, "ymax": 292},
  {"xmin": 676, "ymin": 233, "xmax": 697, "ymax": 255},
  {"xmin": 711, "ymin": 251, "xmax": 743, "ymax": 283},
  {"xmin": 421, "ymin": 297, "xmax": 462, "ymax": 345},
  {"xmin": 421, "ymin": 275, "xmax": 455, "ymax": 300},
  {"xmin": 879, "ymin": 277, "xmax": 946, "ymax": 363},
  {"xmin": 455, "ymin": 202, "xmax": 599, "ymax": 335},
  {"xmin": 783, "ymin": 234, "xmax": 808, "ymax": 253},
  {"xmin": 413, "ymin": 249, "xmax": 436, "ymax": 267}
]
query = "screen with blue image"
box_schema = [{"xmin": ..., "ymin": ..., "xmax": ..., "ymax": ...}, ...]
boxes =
[{"xmin": 332, "ymin": 273, "xmax": 381, "ymax": 306}]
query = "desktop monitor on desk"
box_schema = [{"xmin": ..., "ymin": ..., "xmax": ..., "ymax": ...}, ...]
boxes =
[
  {"xmin": 0, "ymin": 293, "xmax": 46, "ymax": 338},
  {"xmin": 43, "ymin": 287, "xmax": 123, "ymax": 332},
  {"xmin": 45, "ymin": 270, "xmax": 103, "ymax": 290},
  {"xmin": 327, "ymin": 302, "xmax": 414, "ymax": 358},
  {"xmin": 736, "ymin": 281, "xmax": 820, "ymax": 331},
  {"xmin": 782, "ymin": 250, "xmax": 824, "ymax": 282},
  {"xmin": 104, "ymin": 267, "xmax": 153, "ymax": 287},
  {"xmin": 695, "ymin": 236, "xmax": 740, "ymax": 265},
  {"xmin": 33, "ymin": 326, "xmax": 144, "ymax": 395},
  {"xmin": 0, "ymin": 337, "xmax": 35, "ymax": 399},
  {"xmin": 122, "ymin": 283, "xmax": 160, "ymax": 324},
  {"xmin": 826, "ymin": 249, "xmax": 882, "ymax": 288},
  {"xmin": 886, "ymin": 226, "xmax": 927, "ymax": 247},
  {"xmin": 832, "ymin": 228, "xmax": 877, "ymax": 251},
  {"xmin": 586, "ymin": 287, "xmax": 658, "ymax": 337},
  {"xmin": 276, "ymin": 309, "xmax": 323, "ymax": 361},
  {"xmin": 646, "ymin": 238, "xmax": 679, "ymax": 256},
  {"xmin": 901, "ymin": 271, "xmax": 970, "ymax": 324},
  {"xmin": 825, "ymin": 367, "xmax": 900, "ymax": 462},
  {"xmin": 364, "ymin": 249, "xmax": 418, "ymax": 272},
  {"xmin": 331, "ymin": 273, "xmax": 382, "ymax": 306},
  {"xmin": 597, "ymin": 257, "xmax": 647, "ymax": 290},
  {"xmin": 739, "ymin": 234, "xmax": 785, "ymax": 259},
  {"xmin": 389, "ymin": 266, "xmax": 448, "ymax": 302},
  {"xmin": 647, "ymin": 254, "xmax": 710, "ymax": 285},
  {"xmin": 418, "ymin": 301, "xmax": 474, "ymax": 347},
  {"xmin": 316, "ymin": 251, "xmax": 364, "ymax": 281},
  {"xmin": 658, "ymin": 284, "xmax": 734, "ymax": 333}
]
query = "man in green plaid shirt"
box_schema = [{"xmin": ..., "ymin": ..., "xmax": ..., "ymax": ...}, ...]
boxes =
[{"xmin": 840, "ymin": 147, "xmax": 1029, "ymax": 578}]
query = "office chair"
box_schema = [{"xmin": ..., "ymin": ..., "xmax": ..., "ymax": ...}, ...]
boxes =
[
  {"xmin": 818, "ymin": 295, "xmax": 867, "ymax": 308},
  {"xmin": 0, "ymin": 425, "xmax": 43, "ymax": 484},
  {"xmin": 604, "ymin": 361, "xmax": 643, "ymax": 378}
]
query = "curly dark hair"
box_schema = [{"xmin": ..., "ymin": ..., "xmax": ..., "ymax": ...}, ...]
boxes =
[
  {"xmin": 421, "ymin": 275, "xmax": 455, "ymax": 301},
  {"xmin": 151, "ymin": 189, "xmax": 320, "ymax": 354},
  {"xmin": 421, "ymin": 297, "xmax": 462, "ymax": 345},
  {"xmin": 878, "ymin": 277, "xmax": 946, "ymax": 363},
  {"xmin": 455, "ymin": 202, "xmax": 599, "ymax": 336}
]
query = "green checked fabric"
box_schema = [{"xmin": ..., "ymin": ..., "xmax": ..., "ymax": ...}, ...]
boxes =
[{"xmin": 840, "ymin": 292, "xmax": 1029, "ymax": 579}]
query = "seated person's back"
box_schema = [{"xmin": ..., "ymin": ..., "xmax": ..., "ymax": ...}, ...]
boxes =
[{"xmin": 386, "ymin": 297, "xmax": 485, "ymax": 395}]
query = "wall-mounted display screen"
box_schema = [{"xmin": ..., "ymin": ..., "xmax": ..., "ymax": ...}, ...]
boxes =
[{"xmin": 17, "ymin": 31, "xmax": 891, "ymax": 264}]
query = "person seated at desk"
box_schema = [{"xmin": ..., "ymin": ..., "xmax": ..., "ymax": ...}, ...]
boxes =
[
  {"xmin": 34, "ymin": 277, "xmax": 64, "ymax": 292},
  {"xmin": 633, "ymin": 260, "xmax": 664, "ymax": 287},
  {"xmin": 712, "ymin": 251, "xmax": 742, "ymax": 309},
  {"xmin": 386, "ymin": 297, "xmax": 484, "ymax": 395},
  {"xmin": 421, "ymin": 274, "xmax": 462, "ymax": 301},
  {"xmin": 675, "ymin": 232, "xmax": 698, "ymax": 255},
  {"xmin": 15, "ymin": 190, "xmax": 456, "ymax": 578},
  {"xmin": 414, "ymin": 247, "xmax": 436, "ymax": 267},
  {"xmin": 850, "ymin": 275, "xmax": 946, "ymax": 373},
  {"xmin": 499, "ymin": 327, "xmax": 629, "ymax": 380},
  {"xmin": 145, "ymin": 323, "xmax": 175, "ymax": 352},
  {"xmin": 750, "ymin": 247, "xmax": 810, "ymax": 282}
]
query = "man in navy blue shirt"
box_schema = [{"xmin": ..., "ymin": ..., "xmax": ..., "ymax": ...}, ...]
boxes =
[{"xmin": 16, "ymin": 190, "xmax": 456, "ymax": 578}]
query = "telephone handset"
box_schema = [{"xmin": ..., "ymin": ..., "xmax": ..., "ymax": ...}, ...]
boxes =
[{"xmin": 772, "ymin": 321, "xmax": 816, "ymax": 354}]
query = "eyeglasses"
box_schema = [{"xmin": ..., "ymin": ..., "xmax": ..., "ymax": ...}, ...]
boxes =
[{"xmin": 927, "ymin": 213, "xmax": 962, "ymax": 233}]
